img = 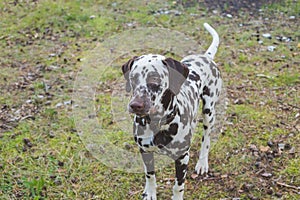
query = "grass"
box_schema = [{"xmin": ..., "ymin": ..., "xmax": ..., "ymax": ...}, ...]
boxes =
[{"xmin": 1, "ymin": 0, "xmax": 299, "ymax": 199}]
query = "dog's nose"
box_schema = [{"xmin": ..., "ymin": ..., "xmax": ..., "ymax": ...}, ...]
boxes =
[{"xmin": 129, "ymin": 101, "xmax": 145, "ymax": 112}]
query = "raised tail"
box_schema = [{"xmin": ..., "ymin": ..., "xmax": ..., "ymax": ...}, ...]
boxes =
[{"xmin": 203, "ymin": 23, "xmax": 219, "ymax": 60}]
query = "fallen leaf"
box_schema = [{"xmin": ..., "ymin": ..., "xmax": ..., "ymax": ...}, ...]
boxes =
[
  {"xmin": 260, "ymin": 145, "xmax": 270, "ymax": 152},
  {"xmin": 191, "ymin": 173, "xmax": 198, "ymax": 179}
]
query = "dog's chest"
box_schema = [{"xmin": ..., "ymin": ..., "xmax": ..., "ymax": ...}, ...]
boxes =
[{"xmin": 133, "ymin": 114, "xmax": 195, "ymax": 157}]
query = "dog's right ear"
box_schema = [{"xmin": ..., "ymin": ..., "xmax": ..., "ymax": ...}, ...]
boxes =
[{"xmin": 122, "ymin": 56, "xmax": 137, "ymax": 92}]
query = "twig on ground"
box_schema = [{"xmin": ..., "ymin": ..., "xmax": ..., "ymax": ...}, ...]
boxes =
[{"xmin": 276, "ymin": 181, "xmax": 300, "ymax": 191}]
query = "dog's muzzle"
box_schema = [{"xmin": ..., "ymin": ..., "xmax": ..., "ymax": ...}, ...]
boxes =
[{"xmin": 128, "ymin": 96, "xmax": 150, "ymax": 116}]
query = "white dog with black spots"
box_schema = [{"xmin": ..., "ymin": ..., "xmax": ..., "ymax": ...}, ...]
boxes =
[{"xmin": 122, "ymin": 23, "xmax": 222, "ymax": 200}]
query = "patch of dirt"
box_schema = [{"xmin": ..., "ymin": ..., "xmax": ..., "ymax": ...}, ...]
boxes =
[{"xmin": 178, "ymin": 0, "xmax": 284, "ymax": 14}]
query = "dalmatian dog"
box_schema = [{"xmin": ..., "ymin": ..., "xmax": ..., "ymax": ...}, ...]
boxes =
[{"xmin": 122, "ymin": 23, "xmax": 221, "ymax": 200}]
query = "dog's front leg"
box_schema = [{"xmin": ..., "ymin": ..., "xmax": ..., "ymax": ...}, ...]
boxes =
[
  {"xmin": 140, "ymin": 149, "xmax": 157, "ymax": 200},
  {"xmin": 173, "ymin": 152, "xmax": 189, "ymax": 200}
]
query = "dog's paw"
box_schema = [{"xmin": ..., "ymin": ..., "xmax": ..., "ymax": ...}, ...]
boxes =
[
  {"xmin": 195, "ymin": 158, "xmax": 209, "ymax": 175},
  {"xmin": 142, "ymin": 192, "xmax": 156, "ymax": 200}
]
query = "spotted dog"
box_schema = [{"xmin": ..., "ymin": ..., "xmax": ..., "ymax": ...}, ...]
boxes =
[{"xmin": 122, "ymin": 23, "xmax": 221, "ymax": 200}]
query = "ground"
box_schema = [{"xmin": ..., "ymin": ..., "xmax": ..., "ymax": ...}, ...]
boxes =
[{"xmin": 0, "ymin": 0, "xmax": 299, "ymax": 199}]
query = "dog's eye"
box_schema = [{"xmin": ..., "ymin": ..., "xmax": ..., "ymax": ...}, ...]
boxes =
[{"xmin": 147, "ymin": 82, "xmax": 160, "ymax": 90}]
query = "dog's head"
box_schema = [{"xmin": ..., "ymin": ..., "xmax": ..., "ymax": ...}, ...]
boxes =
[{"xmin": 122, "ymin": 54, "xmax": 189, "ymax": 117}]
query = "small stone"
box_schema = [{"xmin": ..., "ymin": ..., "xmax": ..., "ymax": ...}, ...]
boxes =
[
  {"xmin": 275, "ymin": 192, "xmax": 282, "ymax": 198},
  {"xmin": 278, "ymin": 143, "xmax": 285, "ymax": 151},
  {"xmin": 267, "ymin": 46, "xmax": 276, "ymax": 52},
  {"xmin": 173, "ymin": 10, "xmax": 181, "ymax": 16},
  {"xmin": 212, "ymin": 10, "xmax": 218, "ymax": 14},
  {"xmin": 226, "ymin": 14, "xmax": 233, "ymax": 18},
  {"xmin": 49, "ymin": 131, "xmax": 55, "ymax": 138},
  {"xmin": 55, "ymin": 102, "xmax": 63, "ymax": 108},
  {"xmin": 266, "ymin": 189, "xmax": 273, "ymax": 195},
  {"xmin": 250, "ymin": 144, "xmax": 258, "ymax": 151},
  {"xmin": 221, "ymin": 174, "xmax": 228, "ymax": 178},
  {"xmin": 126, "ymin": 22, "xmax": 134, "ymax": 27},
  {"xmin": 49, "ymin": 53, "xmax": 56, "ymax": 57},
  {"xmin": 262, "ymin": 33, "xmax": 272, "ymax": 39},
  {"xmin": 89, "ymin": 15, "xmax": 95, "ymax": 19},
  {"xmin": 261, "ymin": 172, "xmax": 272, "ymax": 178},
  {"xmin": 45, "ymin": 101, "xmax": 51, "ymax": 106},
  {"xmin": 267, "ymin": 141, "xmax": 274, "ymax": 147},
  {"xmin": 289, "ymin": 147, "xmax": 295, "ymax": 154},
  {"xmin": 64, "ymin": 100, "xmax": 72, "ymax": 105},
  {"xmin": 234, "ymin": 98, "xmax": 245, "ymax": 104},
  {"xmin": 254, "ymin": 162, "xmax": 260, "ymax": 168},
  {"xmin": 289, "ymin": 16, "xmax": 295, "ymax": 20},
  {"xmin": 123, "ymin": 142, "xmax": 131, "ymax": 150}
]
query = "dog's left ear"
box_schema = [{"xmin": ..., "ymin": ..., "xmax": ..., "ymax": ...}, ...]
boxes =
[
  {"xmin": 163, "ymin": 58, "xmax": 189, "ymax": 95},
  {"xmin": 122, "ymin": 56, "xmax": 137, "ymax": 92}
]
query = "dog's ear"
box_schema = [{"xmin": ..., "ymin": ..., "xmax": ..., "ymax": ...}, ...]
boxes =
[
  {"xmin": 122, "ymin": 56, "xmax": 137, "ymax": 92},
  {"xmin": 163, "ymin": 58, "xmax": 189, "ymax": 95}
]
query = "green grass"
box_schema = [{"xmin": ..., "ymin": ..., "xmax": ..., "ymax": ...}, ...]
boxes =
[{"xmin": 1, "ymin": 0, "xmax": 299, "ymax": 199}]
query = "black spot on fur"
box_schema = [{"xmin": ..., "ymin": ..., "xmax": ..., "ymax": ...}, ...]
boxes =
[
  {"xmin": 211, "ymin": 66, "xmax": 217, "ymax": 77},
  {"xmin": 153, "ymin": 123, "xmax": 178, "ymax": 147},
  {"xmin": 203, "ymin": 108, "xmax": 211, "ymax": 115},
  {"xmin": 147, "ymin": 171, "xmax": 155, "ymax": 175},
  {"xmin": 169, "ymin": 123, "xmax": 178, "ymax": 135},
  {"xmin": 203, "ymin": 86, "xmax": 210, "ymax": 96},
  {"xmin": 138, "ymin": 138, "xmax": 142, "ymax": 146},
  {"xmin": 202, "ymin": 57, "xmax": 209, "ymax": 64},
  {"xmin": 188, "ymin": 71, "xmax": 200, "ymax": 81},
  {"xmin": 161, "ymin": 89, "xmax": 175, "ymax": 111},
  {"xmin": 175, "ymin": 153, "xmax": 188, "ymax": 185}
]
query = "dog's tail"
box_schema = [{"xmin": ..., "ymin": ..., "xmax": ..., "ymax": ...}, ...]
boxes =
[{"xmin": 203, "ymin": 23, "xmax": 219, "ymax": 60}]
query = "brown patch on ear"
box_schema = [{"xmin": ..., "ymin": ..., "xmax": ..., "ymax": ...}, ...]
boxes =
[
  {"xmin": 122, "ymin": 56, "xmax": 138, "ymax": 92},
  {"xmin": 163, "ymin": 58, "xmax": 189, "ymax": 95}
]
